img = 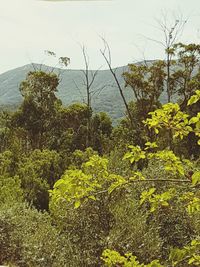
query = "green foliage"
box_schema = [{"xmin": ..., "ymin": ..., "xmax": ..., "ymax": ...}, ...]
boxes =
[
  {"xmin": 140, "ymin": 188, "xmax": 175, "ymax": 212},
  {"xmin": 191, "ymin": 171, "xmax": 200, "ymax": 186},
  {"xmin": 0, "ymin": 175, "xmax": 23, "ymax": 206},
  {"xmin": 144, "ymin": 90, "xmax": 200, "ymax": 150},
  {"xmin": 49, "ymin": 102, "xmax": 89, "ymax": 151},
  {"xmin": 164, "ymin": 43, "xmax": 200, "ymax": 106},
  {"xmin": 149, "ymin": 150, "xmax": 185, "ymax": 176},
  {"xmin": 69, "ymin": 147, "xmax": 97, "ymax": 169},
  {"xmin": 123, "ymin": 61, "xmax": 166, "ymax": 104},
  {"xmin": 12, "ymin": 71, "xmax": 60, "ymax": 149},
  {"xmin": 170, "ymin": 239, "xmax": 200, "ymax": 266},
  {"xmin": 1, "ymin": 43, "xmax": 200, "ymax": 267},
  {"xmin": 144, "ymin": 103, "xmax": 192, "ymax": 139},
  {"xmin": 102, "ymin": 249, "xmax": 163, "ymax": 267},
  {"xmin": 18, "ymin": 149, "xmax": 62, "ymax": 210},
  {"xmin": 107, "ymin": 192, "xmax": 163, "ymax": 264},
  {"xmin": 0, "ymin": 203, "xmax": 78, "ymax": 267},
  {"xmin": 91, "ymin": 112, "xmax": 113, "ymax": 153},
  {"xmin": 19, "ymin": 71, "xmax": 59, "ymax": 107},
  {"xmin": 188, "ymin": 90, "xmax": 200, "ymax": 106},
  {"xmin": 180, "ymin": 192, "xmax": 200, "ymax": 215},
  {"xmin": 50, "ymin": 169, "xmax": 97, "ymax": 209},
  {"xmin": 188, "ymin": 112, "xmax": 200, "ymax": 145},
  {"xmin": 0, "ymin": 150, "xmax": 23, "ymax": 206},
  {"xmin": 123, "ymin": 144, "xmax": 188, "ymax": 177},
  {"xmin": 50, "ymin": 155, "xmax": 109, "ymax": 208},
  {"xmin": 123, "ymin": 145, "xmax": 146, "ymax": 163}
]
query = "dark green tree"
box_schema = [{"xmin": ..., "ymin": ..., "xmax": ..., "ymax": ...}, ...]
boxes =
[{"xmin": 12, "ymin": 71, "xmax": 60, "ymax": 149}]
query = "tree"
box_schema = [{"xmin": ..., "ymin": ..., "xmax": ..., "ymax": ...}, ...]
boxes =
[
  {"xmin": 18, "ymin": 149, "xmax": 62, "ymax": 210},
  {"xmin": 51, "ymin": 102, "xmax": 90, "ymax": 152},
  {"xmin": 100, "ymin": 38, "xmax": 134, "ymax": 128},
  {"xmin": 169, "ymin": 43, "xmax": 200, "ymax": 109},
  {"xmin": 123, "ymin": 61, "xmax": 166, "ymax": 109},
  {"xmin": 0, "ymin": 111, "xmax": 12, "ymax": 152},
  {"xmin": 79, "ymin": 46, "xmax": 100, "ymax": 147},
  {"xmin": 50, "ymin": 89, "xmax": 200, "ymax": 266},
  {"xmin": 12, "ymin": 71, "xmax": 60, "ymax": 149},
  {"xmin": 161, "ymin": 43, "xmax": 200, "ymax": 152},
  {"xmin": 147, "ymin": 13, "xmax": 187, "ymax": 102},
  {"xmin": 114, "ymin": 61, "xmax": 165, "ymax": 148},
  {"xmin": 19, "ymin": 71, "xmax": 59, "ymax": 111},
  {"xmin": 91, "ymin": 112, "xmax": 112, "ymax": 154}
]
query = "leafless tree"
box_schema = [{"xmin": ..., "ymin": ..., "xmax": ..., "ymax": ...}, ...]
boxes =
[
  {"xmin": 156, "ymin": 13, "xmax": 187, "ymax": 150},
  {"xmin": 145, "ymin": 12, "xmax": 187, "ymax": 102},
  {"xmin": 79, "ymin": 45, "xmax": 107, "ymax": 147},
  {"xmin": 100, "ymin": 37, "xmax": 133, "ymax": 128},
  {"xmin": 81, "ymin": 46, "xmax": 99, "ymax": 110}
]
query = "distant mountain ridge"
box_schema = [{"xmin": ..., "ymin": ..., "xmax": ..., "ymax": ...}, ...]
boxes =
[{"xmin": 0, "ymin": 63, "xmax": 168, "ymax": 122}]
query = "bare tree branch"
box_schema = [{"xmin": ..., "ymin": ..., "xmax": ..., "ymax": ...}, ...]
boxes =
[{"xmin": 100, "ymin": 37, "xmax": 133, "ymax": 128}]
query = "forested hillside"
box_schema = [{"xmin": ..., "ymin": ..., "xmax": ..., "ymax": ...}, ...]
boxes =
[
  {"xmin": 0, "ymin": 39, "xmax": 200, "ymax": 267},
  {"xmin": 0, "ymin": 61, "xmax": 169, "ymax": 122}
]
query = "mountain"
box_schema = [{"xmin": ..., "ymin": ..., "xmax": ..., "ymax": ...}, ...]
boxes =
[{"xmin": 0, "ymin": 63, "xmax": 168, "ymax": 122}]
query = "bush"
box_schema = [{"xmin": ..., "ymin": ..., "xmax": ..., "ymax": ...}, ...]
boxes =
[
  {"xmin": 0, "ymin": 203, "xmax": 79, "ymax": 267},
  {"xmin": 18, "ymin": 149, "xmax": 63, "ymax": 210},
  {"xmin": 107, "ymin": 190, "xmax": 163, "ymax": 264}
]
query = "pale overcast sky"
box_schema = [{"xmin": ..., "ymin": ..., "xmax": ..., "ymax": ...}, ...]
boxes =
[{"xmin": 0, "ymin": 0, "xmax": 200, "ymax": 73}]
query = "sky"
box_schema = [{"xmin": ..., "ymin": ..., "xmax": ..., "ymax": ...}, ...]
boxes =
[{"xmin": 0, "ymin": 0, "xmax": 200, "ymax": 73}]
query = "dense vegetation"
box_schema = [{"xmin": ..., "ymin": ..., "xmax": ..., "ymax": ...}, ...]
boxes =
[
  {"xmin": 0, "ymin": 64, "xmax": 131, "ymax": 123},
  {"xmin": 0, "ymin": 42, "xmax": 200, "ymax": 267}
]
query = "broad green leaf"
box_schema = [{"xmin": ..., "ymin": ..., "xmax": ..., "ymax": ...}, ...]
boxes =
[
  {"xmin": 74, "ymin": 200, "xmax": 81, "ymax": 209},
  {"xmin": 192, "ymin": 171, "xmax": 200, "ymax": 186}
]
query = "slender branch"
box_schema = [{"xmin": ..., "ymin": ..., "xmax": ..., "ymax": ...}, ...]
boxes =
[
  {"xmin": 94, "ymin": 178, "xmax": 191, "ymax": 197},
  {"xmin": 72, "ymin": 79, "xmax": 85, "ymax": 103},
  {"xmin": 127, "ymin": 178, "xmax": 190, "ymax": 184},
  {"xmin": 100, "ymin": 37, "xmax": 134, "ymax": 128}
]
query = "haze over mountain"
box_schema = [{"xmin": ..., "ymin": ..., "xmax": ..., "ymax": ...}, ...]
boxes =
[{"xmin": 0, "ymin": 63, "xmax": 168, "ymax": 122}]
